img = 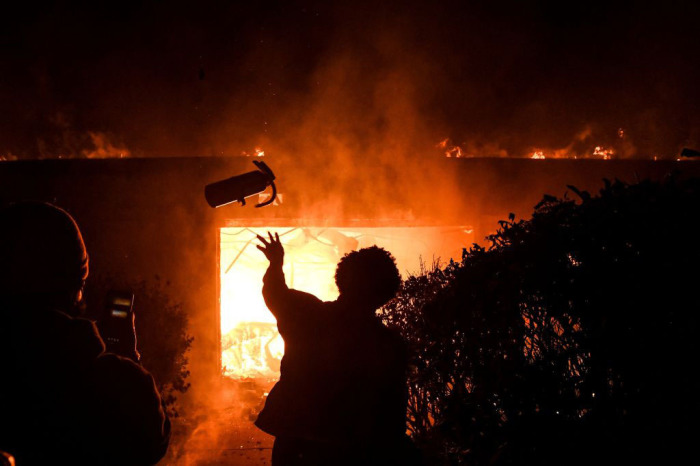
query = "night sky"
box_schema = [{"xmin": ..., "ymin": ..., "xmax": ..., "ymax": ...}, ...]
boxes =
[{"xmin": 2, "ymin": 0, "xmax": 699, "ymax": 160}]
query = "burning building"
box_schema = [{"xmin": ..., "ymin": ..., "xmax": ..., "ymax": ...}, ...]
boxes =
[
  {"xmin": 1, "ymin": 154, "xmax": 699, "ymax": 462},
  {"xmin": 219, "ymin": 224, "xmax": 470, "ymax": 380},
  {"xmin": 3, "ymin": 1, "xmax": 700, "ymax": 463},
  {"xmin": 1, "ymin": 155, "xmax": 697, "ymax": 392}
]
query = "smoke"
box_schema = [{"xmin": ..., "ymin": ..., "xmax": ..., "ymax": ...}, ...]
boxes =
[
  {"xmin": 5, "ymin": 0, "xmax": 699, "ymax": 262},
  {"xmin": 82, "ymin": 132, "xmax": 130, "ymax": 159},
  {"xmin": 163, "ymin": 383, "xmax": 274, "ymax": 465},
  {"xmin": 2, "ymin": 1, "xmax": 699, "ymax": 161}
]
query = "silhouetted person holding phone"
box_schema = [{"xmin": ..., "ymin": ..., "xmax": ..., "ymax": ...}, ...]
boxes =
[
  {"xmin": 255, "ymin": 232, "xmax": 409, "ymax": 466},
  {"xmin": 0, "ymin": 202, "xmax": 170, "ymax": 465}
]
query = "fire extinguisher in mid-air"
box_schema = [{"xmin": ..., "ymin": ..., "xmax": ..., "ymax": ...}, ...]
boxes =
[{"xmin": 204, "ymin": 160, "xmax": 277, "ymax": 208}]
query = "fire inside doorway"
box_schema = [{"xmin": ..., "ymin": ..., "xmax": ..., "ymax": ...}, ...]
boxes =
[{"xmin": 220, "ymin": 226, "xmax": 473, "ymax": 381}]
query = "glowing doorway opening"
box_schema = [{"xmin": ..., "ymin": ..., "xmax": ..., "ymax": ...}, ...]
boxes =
[{"xmin": 220, "ymin": 226, "xmax": 472, "ymax": 380}]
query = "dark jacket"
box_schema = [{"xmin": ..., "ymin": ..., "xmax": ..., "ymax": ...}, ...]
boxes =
[
  {"xmin": 255, "ymin": 265, "xmax": 407, "ymax": 447},
  {"xmin": 0, "ymin": 304, "xmax": 170, "ymax": 465}
]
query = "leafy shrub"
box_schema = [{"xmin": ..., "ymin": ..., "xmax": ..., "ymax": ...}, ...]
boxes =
[{"xmin": 382, "ymin": 177, "xmax": 700, "ymax": 465}]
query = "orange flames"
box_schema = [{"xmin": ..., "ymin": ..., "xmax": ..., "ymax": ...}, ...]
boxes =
[
  {"xmin": 220, "ymin": 226, "xmax": 472, "ymax": 380},
  {"xmin": 437, "ymin": 138, "xmax": 463, "ymax": 158},
  {"xmin": 592, "ymin": 146, "xmax": 614, "ymax": 160},
  {"xmin": 439, "ymin": 138, "xmax": 618, "ymax": 160},
  {"xmin": 528, "ymin": 146, "xmax": 615, "ymax": 160},
  {"xmin": 439, "ymin": 126, "xmax": 636, "ymax": 160},
  {"xmin": 241, "ymin": 147, "xmax": 266, "ymax": 157}
]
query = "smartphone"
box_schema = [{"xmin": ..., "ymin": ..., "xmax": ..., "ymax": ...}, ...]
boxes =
[
  {"xmin": 105, "ymin": 291, "xmax": 134, "ymax": 320},
  {"xmin": 101, "ymin": 291, "xmax": 138, "ymax": 360}
]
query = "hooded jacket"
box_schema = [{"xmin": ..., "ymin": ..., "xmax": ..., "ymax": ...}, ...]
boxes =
[{"xmin": 0, "ymin": 304, "xmax": 170, "ymax": 465}]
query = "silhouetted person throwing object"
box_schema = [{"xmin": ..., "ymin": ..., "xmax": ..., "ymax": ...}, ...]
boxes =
[
  {"xmin": 0, "ymin": 202, "xmax": 170, "ymax": 465},
  {"xmin": 255, "ymin": 232, "xmax": 409, "ymax": 466}
]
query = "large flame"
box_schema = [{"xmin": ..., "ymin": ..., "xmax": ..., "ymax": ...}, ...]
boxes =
[{"xmin": 220, "ymin": 226, "xmax": 472, "ymax": 379}]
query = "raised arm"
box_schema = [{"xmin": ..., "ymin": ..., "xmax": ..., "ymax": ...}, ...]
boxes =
[
  {"xmin": 257, "ymin": 231, "xmax": 291, "ymax": 320},
  {"xmin": 256, "ymin": 232, "xmax": 322, "ymax": 333},
  {"xmin": 256, "ymin": 232, "xmax": 289, "ymax": 316},
  {"xmin": 256, "ymin": 232, "xmax": 284, "ymax": 270}
]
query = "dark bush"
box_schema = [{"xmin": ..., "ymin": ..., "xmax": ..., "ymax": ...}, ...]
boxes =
[{"xmin": 382, "ymin": 177, "xmax": 700, "ymax": 465}]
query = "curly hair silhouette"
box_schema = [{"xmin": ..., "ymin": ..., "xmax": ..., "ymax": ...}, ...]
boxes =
[{"xmin": 334, "ymin": 246, "xmax": 401, "ymax": 310}]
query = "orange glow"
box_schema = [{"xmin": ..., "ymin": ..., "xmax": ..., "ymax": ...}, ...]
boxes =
[
  {"xmin": 83, "ymin": 132, "xmax": 130, "ymax": 159},
  {"xmin": 220, "ymin": 226, "xmax": 473, "ymax": 379},
  {"xmin": 526, "ymin": 145, "xmax": 617, "ymax": 160},
  {"xmin": 437, "ymin": 138, "xmax": 464, "ymax": 158},
  {"xmin": 438, "ymin": 137, "xmax": 621, "ymax": 160},
  {"xmin": 593, "ymin": 146, "xmax": 614, "ymax": 160},
  {"xmin": 241, "ymin": 147, "xmax": 266, "ymax": 157}
]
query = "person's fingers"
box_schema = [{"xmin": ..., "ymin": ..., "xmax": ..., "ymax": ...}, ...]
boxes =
[
  {"xmin": 256, "ymin": 245, "xmax": 265, "ymax": 252},
  {"xmin": 275, "ymin": 232, "xmax": 280, "ymax": 243},
  {"xmin": 268, "ymin": 231, "xmax": 274, "ymax": 243},
  {"xmin": 256, "ymin": 234, "xmax": 269, "ymax": 246}
]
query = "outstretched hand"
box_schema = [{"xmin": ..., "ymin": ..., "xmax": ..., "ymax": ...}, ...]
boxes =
[{"xmin": 257, "ymin": 232, "xmax": 284, "ymax": 266}]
